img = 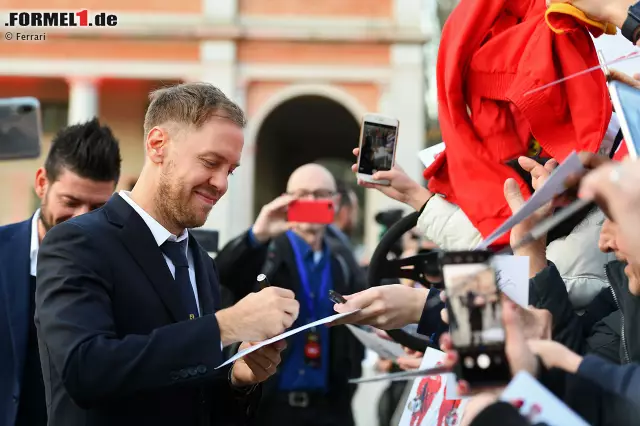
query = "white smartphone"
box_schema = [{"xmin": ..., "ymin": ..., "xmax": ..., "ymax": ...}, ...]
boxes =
[
  {"xmin": 356, "ymin": 113, "xmax": 399, "ymax": 185},
  {"xmin": 608, "ymin": 80, "xmax": 640, "ymax": 160},
  {"xmin": 0, "ymin": 97, "xmax": 42, "ymax": 160}
]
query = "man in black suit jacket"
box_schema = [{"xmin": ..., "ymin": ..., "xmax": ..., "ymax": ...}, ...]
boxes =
[
  {"xmin": 35, "ymin": 83, "xmax": 300, "ymax": 426},
  {"xmin": 0, "ymin": 118, "xmax": 121, "ymax": 426}
]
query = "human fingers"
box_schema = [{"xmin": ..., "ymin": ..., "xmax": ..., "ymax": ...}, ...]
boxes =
[
  {"xmin": 504, "ymin": 178, "xmax": 526, "ymax": 214},
  {"xmin": 518, "ymin": 157, "xmax": 548, "ymax": 179},
  {"xmin": 397, "ymin": 356, "xmax": 423, "ymax": 371},
  {"xmin": 253, "ymin": 344, "xmax": 282, "ymax": 366},
  {"xmin": 439, "ymin": 333, "xmax": 453, "ymax": 351},
  {"xmin": 577, "ymin": 151, "xmax": 611, "ymax": 170},
  {"xmin": 544, "ymin": 158, "xmax": 559, "ymax": 174},
  {"xmin": 243, "ymin": 355, "xmax": 275, "ymax": 377}
]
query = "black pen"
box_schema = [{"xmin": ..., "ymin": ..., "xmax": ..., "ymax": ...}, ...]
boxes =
[
  {"xmin": 257, "ymin": 273, "xmax": 270, "ymax": 289},
  {"xmin": 329, "ymin": 290, "xmax": 347, "ymax": 304}
]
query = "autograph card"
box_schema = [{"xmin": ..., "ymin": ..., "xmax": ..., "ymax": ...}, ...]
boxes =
[
  {"xmin": 500, "ymin": 371, "xmax": 589, "ymax": 426},
  {"xmin": 398, "ymin": 348, "xmax": 468, "ymax": 426}
]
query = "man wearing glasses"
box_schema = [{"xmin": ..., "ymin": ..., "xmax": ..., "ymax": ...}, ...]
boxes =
[{"xmin": 216, "ymin": 163, "xmax": 367, "ymax": 426}]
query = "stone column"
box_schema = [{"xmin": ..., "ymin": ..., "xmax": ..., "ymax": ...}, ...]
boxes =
[{"xmin": 67, "ymin": 77, "xmax": 99, "ymax": 125}]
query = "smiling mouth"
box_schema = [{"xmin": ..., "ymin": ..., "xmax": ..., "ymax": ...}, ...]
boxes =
[{"xmin": 195, "ymin": 191, "xmax": 218, "ymax": 205}]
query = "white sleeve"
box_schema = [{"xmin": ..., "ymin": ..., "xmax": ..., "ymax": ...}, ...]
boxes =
[{"xmin": 416, "ymin": 195, "xmax": 483, "ymax": 250}]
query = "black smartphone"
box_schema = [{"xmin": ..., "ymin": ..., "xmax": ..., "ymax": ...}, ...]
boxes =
[{"xmin": 439, "ymin": 250, "xmax": 510, "ymax": 387}]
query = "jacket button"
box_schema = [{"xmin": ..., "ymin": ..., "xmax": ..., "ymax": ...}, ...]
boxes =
[
  {"xmin": 179, "ymin": 369, "xmax": 189, "ymax": 379},
  {"xmin": 197, "ymin": 365, "xmax": 207, "ymax": 374},
  {"xmin": 188, "ymin": 367, "xmax": 198, "ymax": 377}
]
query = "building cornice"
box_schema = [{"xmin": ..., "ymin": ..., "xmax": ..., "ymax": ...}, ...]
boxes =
[{"xmin": 0, "ymin": 58, "xmax": 391, "ymax": 84}]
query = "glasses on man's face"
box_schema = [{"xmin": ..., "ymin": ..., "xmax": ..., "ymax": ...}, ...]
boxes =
[{"xmin": 288, "ymin": 189, "xmax": 336, "ymax": 199}]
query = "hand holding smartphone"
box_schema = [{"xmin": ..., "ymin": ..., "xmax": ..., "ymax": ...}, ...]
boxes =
[
  {"xmin": 439, "ymin": 250, "xmax": 511, "ymax": 388},
  {"xmin": 356, "ymin": 113, "xmax": 399, "ymax": 186}
]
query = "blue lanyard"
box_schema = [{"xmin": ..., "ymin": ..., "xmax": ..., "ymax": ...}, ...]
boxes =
[{"xmin": 286, "ymin": 231, "xmax": 331, "ymax": 321}]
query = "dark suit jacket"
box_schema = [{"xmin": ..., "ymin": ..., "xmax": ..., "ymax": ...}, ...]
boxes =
[
  {"xmin": 216, "ymin": 230, "xmax": 366, "ymax": 408},
  {"xmin": 0, "ymin": 218, "xmax": 33, "ymax": 426},
  {"xmin": 35, "ymin": 194, "xmax": 260, "ymax": 426}
]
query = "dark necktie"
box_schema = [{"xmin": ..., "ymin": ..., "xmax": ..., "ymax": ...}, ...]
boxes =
[{"xmin": 160, "ymin": 239, "xmax": 199, "ymax": 320}]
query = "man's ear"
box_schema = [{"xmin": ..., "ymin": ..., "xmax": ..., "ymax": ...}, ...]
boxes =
[
  {"xmin": 34, "ymin": 167, "xmax": 48, "ymax": 200},
  {"xmin": 146, "ymin": 127, "xmax": 169, "ymax": 164}
]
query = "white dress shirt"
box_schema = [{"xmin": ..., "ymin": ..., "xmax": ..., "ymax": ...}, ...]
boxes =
[
  {"xmin": 30, "ymin": 209, "xmax": 40, "ymax": 277},
  {"xmin": 119, "ymin": 191, "xmax": 201, "ymax": 315}
]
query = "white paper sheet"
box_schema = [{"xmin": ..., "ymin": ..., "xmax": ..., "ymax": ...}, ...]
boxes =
[
  {"xmin": 216, "ymin": 310, "xmax": 358, "ymax": 368},
  {"xmin": 418, "ymin": 142, "xmax": 446, "ymax": 168},
  {"xmin": 476, "ymin": 151, "xmax": 584, "ymax": 249},
  {"xmin": 492, "ymin": 255, "xmax": 529, "ymax": 308},
  {"xmin": 346, "ymin": 325, "xmax": 407, "ymax": 360},
  {"xmin": 500, "ymin": 371, "xmax": 589, "ymax": 426}
]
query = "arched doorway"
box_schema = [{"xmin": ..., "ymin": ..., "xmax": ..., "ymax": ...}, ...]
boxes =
[{"xmin": 253, "ymin": 94, "xmax": 365, "ymax": 243}]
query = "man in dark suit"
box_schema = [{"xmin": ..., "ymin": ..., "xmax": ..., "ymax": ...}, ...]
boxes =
[
  {"xmin": 35, "ymin": 83, "xmax": 300, "ymax": 426},
  {"xmin": 216, "ymin": 164, "xmax": 367, "ymax": 426},
  {"xmin": 0, "ymin": 118, "xmax": 121, "ymax": 426},
  {"xmin": 326, "ymin": 180, "xmax": 359, "ymax": 252}
]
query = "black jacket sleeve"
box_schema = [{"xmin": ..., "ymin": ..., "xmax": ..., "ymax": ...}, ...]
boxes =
[
  {"xmin": 529, "ymin": 263, "xmax": 617, "ymax": 355},
  {"xmin": 529, "ymin": 263, "xmax": 586, "ymax": 354},
  {"xmin": 417, "ymin": 288, "xmax": 448, "ymax": 341},
  {"xmin": 577, "ymin": 355, "xmax": 640, "ymax": 410},
  {"xmin": 215, "ymin": 230, "xmax": 270, "ymax": 305},
  {"xmin": 35, "ymin": 221, "xmax": 233, "ymax": 407}
]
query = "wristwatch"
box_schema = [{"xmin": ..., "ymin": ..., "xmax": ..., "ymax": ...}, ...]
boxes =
[{"xmin": 622, "ymin": 1, "xmax": 640, "ymax": 44}]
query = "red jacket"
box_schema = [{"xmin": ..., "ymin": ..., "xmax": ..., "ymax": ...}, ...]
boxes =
[{"xmin": 424, "ymin": 0, "xmax": 612, "ymax": 246}]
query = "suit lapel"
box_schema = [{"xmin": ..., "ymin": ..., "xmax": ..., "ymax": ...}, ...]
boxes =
[
  {"xmin": 189, "ymin": 236, "xmax": 216, "ymax": 315},
  {"xmin": 0, "ymin": 219, "xmax": 32, "ymax": 388},
  {"xmin": 105, "ymin": 195, "xmax": 188, "ymax": 322}
]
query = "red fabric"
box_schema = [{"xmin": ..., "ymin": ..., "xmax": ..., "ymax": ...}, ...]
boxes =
[
  {"xmin": 424, "ymin": 0, "xmax": 612, "ymax": 246},
  {"xmin": 614, "ymin": 141, "xmax": 629, "ymax": 161}
]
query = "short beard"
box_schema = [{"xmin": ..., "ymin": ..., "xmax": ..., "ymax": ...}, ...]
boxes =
[
  {"xmin": 155, "ymin": 162, "xmax": 203, "ymax": 232},
  {"xmin": 39, "ymin": 193, "xmax": 54, "ymax": 232}
]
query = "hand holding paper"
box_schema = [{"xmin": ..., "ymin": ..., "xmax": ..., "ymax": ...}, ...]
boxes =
[
  {"xmin": 332, "ymin": 284, "xmax": 428, "ymax": 330},
  {"xmin": 216, "ymin": 310, "xmax": 358, "ymax": 369},
  {"xmin": 477, "ymin": 151, "xmax": 585, "ymax": 249}
]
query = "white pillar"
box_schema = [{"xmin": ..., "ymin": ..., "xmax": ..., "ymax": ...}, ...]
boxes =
[
  {"xmin": 67, "ymin": 77, "xmax": 99, "ymax": 125},
  {"xmin": 230, "ymin": 78, "xmax": 255, "ymax": 240},
  {"xmin": 363, "ymin": 43, "xmax": 426, "ymax": 257},
  {"xmin": 197, "ymin": 32, "xmax": 243, "ymax": 248}
]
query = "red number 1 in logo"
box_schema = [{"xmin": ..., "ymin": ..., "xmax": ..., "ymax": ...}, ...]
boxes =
[{"xmin": 76, "ymin": 9, "xmax": 88, "ymax": 26}]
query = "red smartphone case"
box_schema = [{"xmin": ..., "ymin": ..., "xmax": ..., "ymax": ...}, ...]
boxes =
[{"xmin": 287, "ymin": 199, "xmax": 335, "ymax": 224}]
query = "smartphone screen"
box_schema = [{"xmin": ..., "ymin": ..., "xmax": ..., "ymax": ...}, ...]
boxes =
[
  {"xmin": 358, "ymin": 121, "xmax": 398, "ymax": 176},
  {"xmin": 609, "ymin": 80, "xmax": 640, "ymax": 159},
  {"xmin": 440, "ymin": 251, "xmax": 510, "ymax": 387}
]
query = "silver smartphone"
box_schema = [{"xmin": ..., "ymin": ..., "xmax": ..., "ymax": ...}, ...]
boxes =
[{"xmin": 0, "ymin": 97, "xmax": 42, "ymax": 160}]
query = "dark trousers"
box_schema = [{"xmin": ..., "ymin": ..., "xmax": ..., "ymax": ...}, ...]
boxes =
[{"xmin": 256, "ymin": 391, "xmax": 354, "ymax": 426}]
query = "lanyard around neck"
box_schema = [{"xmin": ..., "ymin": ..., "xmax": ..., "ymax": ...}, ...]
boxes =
[{"xmin": 286, "ymin": 231, "xmax": 331, "ymax": 320}]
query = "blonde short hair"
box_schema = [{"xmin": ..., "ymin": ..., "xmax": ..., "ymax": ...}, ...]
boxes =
[{"xmin": 143, "ymin": 82, "xmax": 246, "ymax": 136}]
